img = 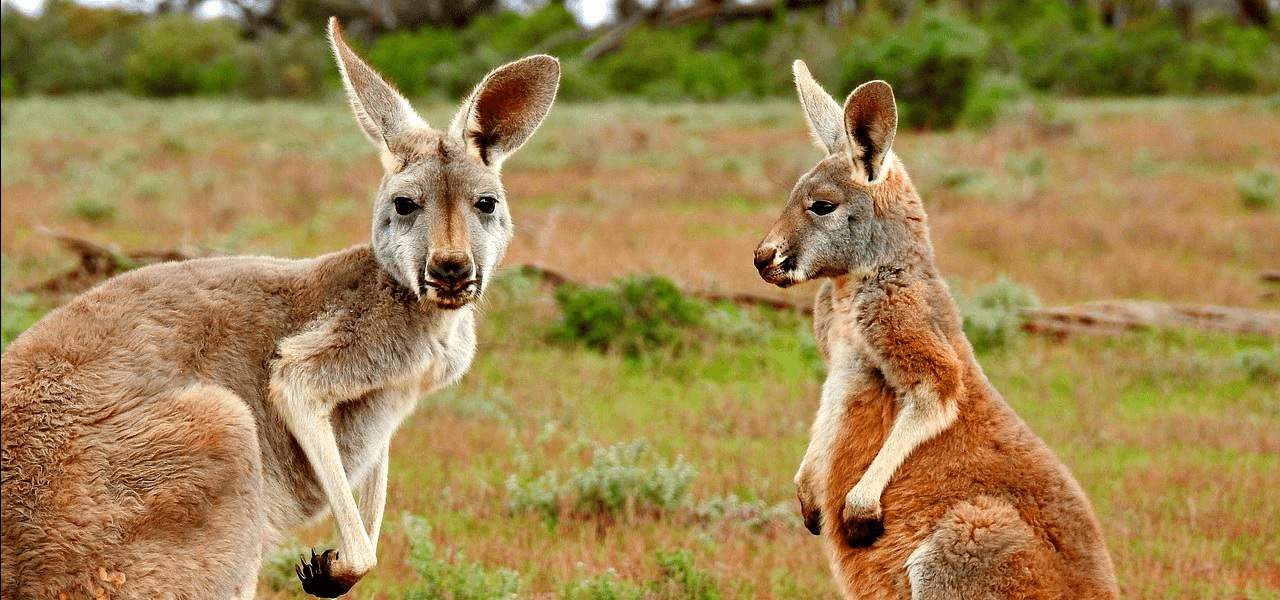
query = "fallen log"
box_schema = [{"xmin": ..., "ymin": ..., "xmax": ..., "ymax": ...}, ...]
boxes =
[
  {"xmin": 26, "ymin": 228, "xmax": 212, "ymax": 298},
  {"xmin": 1022, "ymin": 300, "xmax": 1280, "ymax": 338}
]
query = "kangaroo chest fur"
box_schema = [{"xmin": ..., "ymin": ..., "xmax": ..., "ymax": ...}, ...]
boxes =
[
  {"xmin": 266, "ymin": 305, "xmax": 477, "ymax": 529},
  {"xmin": 327, "ymin": 309, "xmax": 476, "ymax": 483}
]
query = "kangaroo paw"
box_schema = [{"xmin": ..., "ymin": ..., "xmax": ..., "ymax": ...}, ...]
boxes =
[
  {"xmin": 841, "ymin": 495, "xmax": 884, "ymax": 547},
  {"xmin": 296, "ymin": 549, "xmax": 357, "ymax": 598}
]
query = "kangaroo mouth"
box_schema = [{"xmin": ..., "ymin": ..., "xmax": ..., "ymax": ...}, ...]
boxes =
[
  {"xmin": 757, "ymin": 255, "xmax": 801, "ymax": 288},
  {"xmin": 420, "ymin": 279, "xmax": 481, "ymax": 309}
]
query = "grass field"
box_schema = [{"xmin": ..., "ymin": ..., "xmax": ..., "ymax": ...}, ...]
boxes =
[{"xmin": 2, "ymin": 95, "xmax": 1278, "ymax": 599}]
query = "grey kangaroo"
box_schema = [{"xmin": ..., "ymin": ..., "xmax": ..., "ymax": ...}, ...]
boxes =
[{"xmin": 1, "ymin": 18, "xmax": 559, "ymax": 600}]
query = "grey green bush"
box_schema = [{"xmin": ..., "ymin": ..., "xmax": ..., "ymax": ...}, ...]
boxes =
[
  {"xmin": 402, "ymin": 515, "xmax": 524, "ymax": 600},
  {"xmin": 562, "ymin": 550, "xmax": 721, "ymax": 600},
  {"xmin": 1237, "ymin": 169, "xmax": 1278, "ymax": 211},
  {"xmin": 1236, "ymin": 347, "xmax": 1279, "ymax": 383},
  {"xmin": 960, "ymin": 276, "xmax": 1040, "ymax": 353},
  {"xmin": 507, "ymin": 439, "xmax": 696, "ymax": 521}
]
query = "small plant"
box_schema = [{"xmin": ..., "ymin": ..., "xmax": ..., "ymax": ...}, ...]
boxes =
[
  {"xmin": 552, "ymin": 275, "xmax": 705, "ymax": 356},
  {"xmin": 1236, "ymin": 347, "xmax": 1279, "ymax": 383},
  {"xmin": 561, "ymin": 567, "xmax": 644, "ymax": 600},
  {"xmin": 569, "ymin": 440, "xmax": 696, "ymax": 517},
  {"xmin": 564, "ymin": 550, "xmax": 722, "ymax": 600},
  {"xmin": 505, "ymin": 470, "xmax": 561, "ymax": 521},
  {"xmin": 651, "ymin": 549, "xmax": 721, "ymax": 600},
  {"xmin": 692, "ymin": 494, "xmax": 797, "ymax": 532},
  {"xmin": 1237, "ymin": 169, "xmax": 1277, "ymax": 211},
  {"xmin": 402, "ymin": 515, "xmax": 523, "ymax": 600},
  {"xmin": 506, "ymin": 439, "xmax": 696, "ymax": 521},
  {"xmin": 66, "ymin": 197, "xmax": 118, "ymax": 223},
  {"xmin": 1, "ymin": 291, "xmax": 45, "ymax": 351},
  {"xmin": 960, "ymin": 276, "xmax": 1039, "ymax": 353},
  {"xmin": 1004, "ymin": 150, "xmax": 1047, "ymax": 200}
]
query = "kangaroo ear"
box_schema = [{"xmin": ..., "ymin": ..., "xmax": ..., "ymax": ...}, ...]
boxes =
[
  {"xmin": 792, "ymin": 60, "xmax": 844, "ymax": 155},
  {"xmin": 328, "ymin": 17, "xmax": 426, "ymax": 151},
  {"xmin": 450, "ymin": 54, "xmax": 560, "ymax": 168},
  {"xmin": 843, "ymin": 80, "xmax": 897, "ymax": 184}
]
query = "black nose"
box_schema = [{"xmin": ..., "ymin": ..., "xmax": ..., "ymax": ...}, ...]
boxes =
[
  {"xmin": 754, "ymin": 246, "xmax": 777, "ymax": 271},
  {"xmin": 427, "ymin": 253, "xmax": 474, "ymax": 286}
]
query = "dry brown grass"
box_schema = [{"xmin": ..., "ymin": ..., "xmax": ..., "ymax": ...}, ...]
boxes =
[{"xmin": 2, "ymin": 96, "xmax": 1278, "ymax": 599}]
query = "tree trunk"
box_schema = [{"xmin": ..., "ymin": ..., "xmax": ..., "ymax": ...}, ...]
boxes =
[{"xmin": 1237, "ymin": 0, "xmax": 1271, "ymax": 27}]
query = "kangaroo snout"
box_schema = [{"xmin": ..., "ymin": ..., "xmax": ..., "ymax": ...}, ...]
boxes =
[
  {"xmin": 754, "ymin": 241, "xmax": 799, "ymax": 288},
  {"xmin": 426, "ymin": 252, "xmax": 475, "ymax": 288},
  {"xmin": 753, "ymin": 245, "xmax": 777, "ymax": 272},
  {"xmin": 423, "ymin": 251, "xmax": 479, "ymax": 309}
]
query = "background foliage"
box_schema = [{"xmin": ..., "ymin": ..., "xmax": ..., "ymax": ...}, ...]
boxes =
[{"xmin": 4, "ymin": 0, "xmax": 1279, "ymax": 128}]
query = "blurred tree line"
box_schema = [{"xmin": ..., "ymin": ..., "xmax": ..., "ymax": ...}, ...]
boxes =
[{"xmin": 2, "ymin": 0, "xmax": 1277, "ymax": 128}]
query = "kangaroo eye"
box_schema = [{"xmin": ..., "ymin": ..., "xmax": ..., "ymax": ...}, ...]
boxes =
[
  {"xmin": 808, "ymin": 201, "xmax": 837, "ymax": 216},
  {"xmin": 474, "ymin": 196, "xmax": 498, "ymax": 214},
  {"xmin": 393, "ymin": 197, "xmax": 419, "ymax": 216}
]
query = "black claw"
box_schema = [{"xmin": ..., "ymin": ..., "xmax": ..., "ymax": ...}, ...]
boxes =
[{"xmin": 295, "ymin": 547, "xmax": 357, "ymax": 598}]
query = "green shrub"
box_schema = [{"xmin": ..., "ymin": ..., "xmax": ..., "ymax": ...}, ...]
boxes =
[
  {"xmin": 960, "ymin": 276, "xmax": 1039, "ymax": 353},
  {"xmin": 1236, "ymin": 348, "xmax": 1279, "ymax": 383},
  {"xmin": 838, "ymin": 10, "xmax": 990, "ymax": 129},
  {"xmin": 564, "ymin": 550, "xmax": 721, "ymax": 600},
  {"xmin": 462, "ymin": 3, "xmax": 582, "ymax": 58},
  {"xmin": 1172, "ymin": 17, "xmax": 1280, "ymax": 94},
  {"xmin": 1, "ymin": 291, "xmax": 44, "ymax": 350},
  {"xmin": 240, "ymin": 29, "xmax": 332, "ymax": 98},
  {"xmin": 959, "ymin": 71, "xmax": 1027, "ymax": 129},
  {"xmin": 674, "ymin": 50, "xmax": 753, "ymax": 101},
  {"xmin": 26, "ymin": 41, "xmax": 122, "ymax": 94},
  {"xmin": 561, "ymin": 568, "xmax": 644, "ymax": 600},
  {"xmin": 1, "ymin": 2, "xmax": 133, "ymax": 94},
  {"xmin": 367, "ymin": 27, "xmax": 461, "ymax": 98},
  {"xmin": 66, "ymin": 197, "xmax": 117, "ymax": 223},
  {"xmin": 506, "ymin": 439, "xmax": 696, "ymax": 521},
  {"xmin": 402, "ymin": 515, "xmax": 523, "ymax": 600},
  {"xmin": 597, "ymin": 28, "xmax": 696, "ymax": 97},
  {"xmin": 1237, "ymin": 169, "xmax": 1278, "ymax": 211},
  {"xmin": 552, "ymin": 275, "xmax": 705, "ymax": 356},
  {"xmin": 651, "ymin": 549, "xmax": 720, "ymax": 600},
  {"xmin": 124, "ymin": 15, "xmax": 245, "ymax": 96},
  {"xmin": 557, "ymin": 57, "xmax": 611, "ymax": 102}
]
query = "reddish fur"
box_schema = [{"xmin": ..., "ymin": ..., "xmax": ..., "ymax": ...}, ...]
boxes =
[{"xmin": 812, "ymin": 167, "xmax": 1118, "ymax": 598}]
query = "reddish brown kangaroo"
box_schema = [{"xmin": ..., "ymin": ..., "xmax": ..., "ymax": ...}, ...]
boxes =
[{"xmin": 753, "ymin": 61, "xmax": 1118, "ymax": 599}]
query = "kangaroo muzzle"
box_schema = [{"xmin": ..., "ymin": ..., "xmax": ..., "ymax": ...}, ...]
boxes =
[{"xmin": 423, "ymin": 251, "xmax": 479, "ymax": 308}]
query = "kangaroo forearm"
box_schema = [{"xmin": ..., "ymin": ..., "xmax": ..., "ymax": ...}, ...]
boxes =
[
  {"xmin": 866, "ymin": 391, "xmax": 955, "ymax": 487},
  {"xmin": 357, "ymin": 447, "xmax": 389, "ymax": 553},
  {"xmin": 273, "ymin": 383, "xmax": 376, "ymax": 571}
]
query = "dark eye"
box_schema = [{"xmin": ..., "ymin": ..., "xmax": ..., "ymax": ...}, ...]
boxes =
[
  {"xmin": 474, "ymin": 195, "xmax": 498, "ymax": 214},
  {"xmin": 808, "ymin": 201, "xmax": 837, "ymax": 216},
  {"xmin": 393, "ymin": 197, "xmax": 419, "ymax": 216}
]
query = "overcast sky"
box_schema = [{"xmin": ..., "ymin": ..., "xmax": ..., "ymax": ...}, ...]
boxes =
[{"xmin": 0, "ymin": 0, "xmax": 616, "ymax": 26}]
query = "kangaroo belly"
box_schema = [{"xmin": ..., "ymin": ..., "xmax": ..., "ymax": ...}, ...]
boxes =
[{"xmin": 822, "ymin": 380, "xmax": 1113, "ymax": 598}]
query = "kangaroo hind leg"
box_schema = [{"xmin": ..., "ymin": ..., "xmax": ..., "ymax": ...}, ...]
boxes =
[
  {"xmin": 906, "ymin": 496, "xmax": 1058, "ymax": 600},
  {"xmin": 102, "ymin": 384, "xmax": 266, "ymax": 600}
]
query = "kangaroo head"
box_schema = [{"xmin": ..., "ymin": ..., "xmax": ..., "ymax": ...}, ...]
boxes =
[
  {"xmin": 328, "ymin": 18, "xmax": 559, "ymax": 309},
  {"xmin": 755, "ymin": 61, "xmax": 924, "ymax": 288}
]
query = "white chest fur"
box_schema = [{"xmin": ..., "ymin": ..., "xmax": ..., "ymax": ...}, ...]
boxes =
[{"xmin": 333, "ymin": 307, "xmax": 477, "ymax": 482}]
